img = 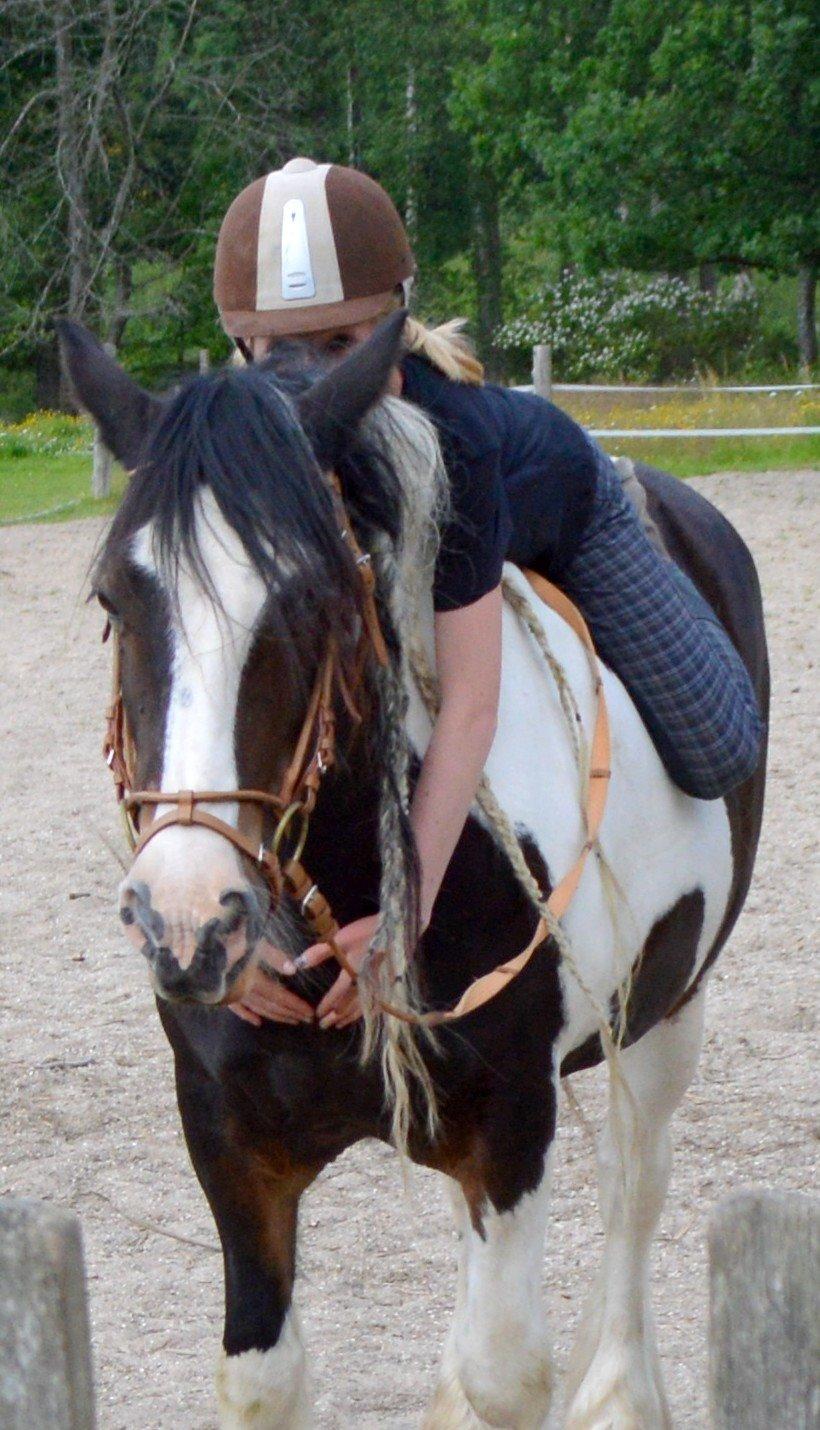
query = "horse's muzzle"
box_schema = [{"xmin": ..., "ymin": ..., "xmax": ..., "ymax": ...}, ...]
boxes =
[{"xmin": 119, "ymin": 880, "xmax": 265, "ymax": 1004}]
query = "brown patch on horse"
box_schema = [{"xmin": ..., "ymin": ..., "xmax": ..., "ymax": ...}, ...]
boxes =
[
  {"xmin": 561, "ymin": 889, "xmax": 705, "ymax": 1075},
  {"xmin": 221, "ymin": 1138, "xmax": 322, "ymax": 1294},
  {"xmin": 638, "ymin": 464, "xmax": 769, "ymax": 1003}
]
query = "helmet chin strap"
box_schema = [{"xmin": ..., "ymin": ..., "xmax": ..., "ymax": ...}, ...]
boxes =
[{"xmin": 236, "ymin": 337, "xmax": 253, "ymax": 363}]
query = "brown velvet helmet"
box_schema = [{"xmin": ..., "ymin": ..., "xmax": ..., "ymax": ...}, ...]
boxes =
[{"xmin": 214, "ymin": 157, "xmax": 414, "ymax": 339}]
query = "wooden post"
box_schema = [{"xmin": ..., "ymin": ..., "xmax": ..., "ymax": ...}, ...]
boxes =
[
  {"xmin": 91, "ymin": 341, "xmax": 116, "ymax": 498},
  {"xmin": 198, "ymin": 348, "xmax": 210, "ymax": 373},
  {"xmin": 709, "ymin": 1189, "xmax": 819, "ymax": 1430},
  {"xmin": 91, "ymin": 428, "xmax": 112, "ymax": 498},
  {"xmin": 0, "ymin": 1198, "xmax": 96, "ymax": 1429},
  {"xmin": 532, "ymin": 343, "xmax": 552, "ymax": 399}
]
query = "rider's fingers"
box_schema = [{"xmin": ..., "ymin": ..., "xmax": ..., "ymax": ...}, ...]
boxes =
[
  {"xmin": 229, "ymin": 1003, "xmax": 262, "ymax": 1028},
  {"xmin": 335, "ymin": 996, "xmax": 363, "ymax": 1029},
  {"xmin": 244, "ymin": 988, "xmax": 314, "ymax": 1024},
  {"xmin": 320, "ymin": 986, "xmax": 361, "ymax": 1030},
  {"xmin": 257, "ymin": 980, "xmax": 315, "ymax": 1019},
  {"xmin": 316, "ymin": 971, "xmax": 352, "ymax": 1022},
  {"xmin": 281, "ymin": 940, "xmax": 335, "ymax": 976}
]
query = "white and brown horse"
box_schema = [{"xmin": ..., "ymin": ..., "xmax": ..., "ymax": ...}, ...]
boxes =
[{"xmin": 59, "ymin": 314, "xmax": 767, "ymax": 1429}]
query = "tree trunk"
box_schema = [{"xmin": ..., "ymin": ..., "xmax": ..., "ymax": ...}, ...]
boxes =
[
  {"xmin": 404, "ymin": 63, "xmax": 418, "ymax": 252},
  {"xmin": 345, "ymin": 64, "xmax": 360, "ymax": 168},
  {"xmin": 797, "ymin": 263, "xmax": 817, "ymax": 370},
  {"xmin": 107, "ymin": 258, "xmax": 132, "ymax": 349},
  {"xmin": 471, "ymin": 177, "xmax": 503, "ymax": 380},
  {"xmin": 54, "ymin": 1, "xmax": 91, "ymax": 319},
  {"xmin": 699, "ymin": 262, "xmax": 718, "ymax": 295}
]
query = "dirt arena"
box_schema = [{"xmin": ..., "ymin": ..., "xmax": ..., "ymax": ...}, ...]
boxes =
[{"xmin": 0, "ymin": 470, "xmax": 816, "ymax": 1428}]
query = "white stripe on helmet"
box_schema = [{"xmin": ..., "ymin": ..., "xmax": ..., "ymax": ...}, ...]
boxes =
[{"xmin": 256, "ymin": 161, "xmax": 344, "ymax": 312}]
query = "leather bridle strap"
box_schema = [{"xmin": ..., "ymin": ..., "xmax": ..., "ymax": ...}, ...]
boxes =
[{"xmin": 329, "ymin": 473, "xmax": 389, "ymax": 668}]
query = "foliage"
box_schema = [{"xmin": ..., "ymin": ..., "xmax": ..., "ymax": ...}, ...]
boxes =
[
  {"xmin": 0, "ymin": 0, "xmax": 815, "ymax": 394},
  {"xmin": 496, "ymin": 271, "xmax": 762, "ymax": 381}
]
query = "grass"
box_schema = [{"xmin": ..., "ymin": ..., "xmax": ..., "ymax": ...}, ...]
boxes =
[
  {"xmin": 0, "ymin": 393, "xmax": 817, "ymax": 526},
  {"xmin": 0, "ymin": 412, "xmax": 125, "ymax": 525},
  {"xmin": 0, "ymin": 452, "xmax": 125, "ymax": 524},
  {"xmin": 559, "ymin": 386, "xmax": 820, "ymax": 477},
  {"xmin": 561, "ymin": 387, "xmax": 820, "ymax": 428},
  {"xmin": 598, "ymin": 433, "xmax": 819, "ymax": 478}
]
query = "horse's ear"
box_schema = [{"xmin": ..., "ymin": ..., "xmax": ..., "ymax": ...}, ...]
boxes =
[
  {"xmin": 55, "ymin": 319, "xmax": 164, "ymax": 470},
  {"xmin": 296, "ymin": 309, "xmax": 407, "ymax": 469}
]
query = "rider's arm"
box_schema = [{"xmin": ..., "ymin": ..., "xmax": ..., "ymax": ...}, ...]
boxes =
[{"xmin": 410, "ymin": 584, "xmax": 502, "ymax": 928}]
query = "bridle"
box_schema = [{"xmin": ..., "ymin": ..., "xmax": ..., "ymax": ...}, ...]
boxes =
[
  {"xmin": 104, "ymin": 476, "xmax": 384, "ymax": 972},
  {"xmin": 102, "ymin": 476, "xmax": 611, "ymax": 1028}
]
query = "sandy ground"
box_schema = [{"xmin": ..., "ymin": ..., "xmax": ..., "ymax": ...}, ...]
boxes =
[{"xmin": 0, "ymin": 470, "xmax": 817, "ymax": 1429}]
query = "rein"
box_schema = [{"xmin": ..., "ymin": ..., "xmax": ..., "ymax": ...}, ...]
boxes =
[{"xmin": 102, "ymin": 483, "xmax": 610, "ymax": 1028}]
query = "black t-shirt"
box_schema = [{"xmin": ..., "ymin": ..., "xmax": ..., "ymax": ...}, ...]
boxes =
[{"xmin": 401, "ymin": 354, "xmax": 598, "ymax": 611}]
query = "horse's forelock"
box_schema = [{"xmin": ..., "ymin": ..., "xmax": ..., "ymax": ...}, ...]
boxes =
[{"xmin": 97, "ymin": 366, "xmax": 357, "ymax": 649}]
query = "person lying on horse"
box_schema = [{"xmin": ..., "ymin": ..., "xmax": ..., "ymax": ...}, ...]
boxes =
[{"xmin": 212, "ymin": 157, "xmax": 764, "ymax": 1032}]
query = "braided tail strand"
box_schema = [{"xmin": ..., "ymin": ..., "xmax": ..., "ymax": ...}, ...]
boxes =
[{"xmin": 360, "ymin": 653, "xmax": 440, "ymax": 1154}]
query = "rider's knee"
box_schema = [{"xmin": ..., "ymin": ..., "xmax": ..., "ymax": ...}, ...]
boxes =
[{"xmin": 664, "ymin": 705, "xmax": 765, "ymax": 800}]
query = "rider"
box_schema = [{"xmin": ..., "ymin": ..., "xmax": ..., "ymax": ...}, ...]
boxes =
[{"xmin": 212, "ymin": 157, "xmax": 764, "ymax": 1029}]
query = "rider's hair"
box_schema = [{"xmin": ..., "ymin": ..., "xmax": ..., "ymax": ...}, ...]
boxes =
[{"xmin": 403, "ymin": 315, "xmax": 484, "ymax": 385}]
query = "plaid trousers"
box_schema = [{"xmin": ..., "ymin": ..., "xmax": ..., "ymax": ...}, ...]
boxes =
[{"xmin": 560, "ymin": 445, "xmax": 764, "ymax": 800}]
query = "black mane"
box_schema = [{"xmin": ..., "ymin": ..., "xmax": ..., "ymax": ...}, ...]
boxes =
[{"xmin": 96, "ymin": 356, "xmax": 407, "ymax": 659}]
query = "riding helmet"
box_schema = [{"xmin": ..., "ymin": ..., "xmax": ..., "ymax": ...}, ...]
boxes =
[{"xmin": 214, "ymin": 157, "xmax": 414, "ymax": 338}]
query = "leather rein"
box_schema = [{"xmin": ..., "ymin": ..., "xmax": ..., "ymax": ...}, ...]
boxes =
[{"xmin": 102, "ymin": 479, "xmax": 611, "ymax": 1028}]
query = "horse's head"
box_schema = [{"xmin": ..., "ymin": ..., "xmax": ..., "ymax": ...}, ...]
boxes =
[{"xmin": 58, "ymin": 314, "xmax": 419, "ymax": 1005}]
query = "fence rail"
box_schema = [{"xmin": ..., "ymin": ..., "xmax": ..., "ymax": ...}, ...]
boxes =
[
  {"xmin": 589, "ymin": 426, "xmax": 820, "ymax": 439},
  {"xmin": 553, "ymin": 381, "xmax": 820, "ymax": 394}
]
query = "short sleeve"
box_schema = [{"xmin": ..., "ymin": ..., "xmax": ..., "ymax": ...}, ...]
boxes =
[{"xmin": 433, "ymin": 445, "xmax": 512, "ymax": 612}]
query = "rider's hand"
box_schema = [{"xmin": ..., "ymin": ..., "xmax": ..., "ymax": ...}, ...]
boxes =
[
  {"xmin": 282, "ymin": 913, "xmax": 380, "ymax": 1030},
  {"xmin": 229, "ymin": 942, "xmax": 316, "ymax": 1028}
]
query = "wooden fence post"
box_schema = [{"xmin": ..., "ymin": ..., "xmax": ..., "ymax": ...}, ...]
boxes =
[
  {"xmin": 532, "ymin": 343, "xmax": 552, "ymax": 400},
  {"xmin": 0, "ymin": 1198, "xmax": 96, "ymax": 1429},
  {"xmin": 709, "ymin": 1189, "xmax": 819, "ymax": 1430},
  {"xmin": 91, "ymin": 341, "xmax": 116, "ymax": 498}
]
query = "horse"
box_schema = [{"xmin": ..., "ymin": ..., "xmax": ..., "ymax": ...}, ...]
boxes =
[{"xmin": 58, "ymin": 312, "xmax": 767, "ymax": 1430}]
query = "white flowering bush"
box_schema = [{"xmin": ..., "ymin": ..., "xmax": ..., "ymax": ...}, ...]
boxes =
[{"xmin": 496, "ymin": 270, "xmax": 761, "ymax": 381}]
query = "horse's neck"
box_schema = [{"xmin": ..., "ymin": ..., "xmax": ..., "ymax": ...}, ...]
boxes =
[{"xmin": 302, "ymin": 726, "xmax": 383, "ymax": 920}]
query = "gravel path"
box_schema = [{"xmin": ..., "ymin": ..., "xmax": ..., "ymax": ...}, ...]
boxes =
[{"xmin": 0, "ymin": 470, "xmax": 816, "ymax": 1428}]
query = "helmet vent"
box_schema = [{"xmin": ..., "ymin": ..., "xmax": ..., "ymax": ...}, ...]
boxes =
[{"xmin": 281, "ymin": 198, "xmax": 316, "ymax": 300}]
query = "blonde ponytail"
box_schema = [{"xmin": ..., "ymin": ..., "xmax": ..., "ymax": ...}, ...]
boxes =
[{"xmin": 403, "ymin": 316, "xmax": 484, "ymax": 385}]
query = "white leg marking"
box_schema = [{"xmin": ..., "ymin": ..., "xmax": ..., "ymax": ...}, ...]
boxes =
[
  {"xmin": 426, "ymin": 1167, "xmax": 554, "ymax": 1430},
  {"xmin": 564, "ymin": 990, "xmax": 706, "ymax": 1430},
  {"xmin": 216, "ymin": 1310, "xmax": 312, "ymax": 1428}
]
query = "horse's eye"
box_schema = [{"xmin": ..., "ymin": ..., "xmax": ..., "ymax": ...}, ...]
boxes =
[{"xmin": 95, "ymin": 590, "xmax": 122, "ymax": 626}]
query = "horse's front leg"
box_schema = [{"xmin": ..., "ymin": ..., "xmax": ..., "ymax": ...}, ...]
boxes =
[
  {"xmin": 564, "ymin": 988, "xmax": 706, "ymax": 1430},
  {"xmin": 176, "ymin": 1069, "xmax": 320, "ymax": 1429},
  {"xmin": 425, "ymin": 1072, "xmax": 557, "ymax": 1430},
  {"xmin": 212, "ymin": 1163, "xmax": 316, "ymax": 1430}
]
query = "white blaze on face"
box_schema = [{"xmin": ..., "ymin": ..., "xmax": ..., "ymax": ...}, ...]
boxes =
[{"xmin": 133, "ymin": 487, "xmax": 268, "ymax": 831}]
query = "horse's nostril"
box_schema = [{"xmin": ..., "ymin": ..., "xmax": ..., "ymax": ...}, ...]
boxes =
[
  {"xmin": 219, "ymin": 887, "xmax": 262, "ymax": 936},
  {"xmin": 154, "ymin": 949, "xmax": 193, "ymax": 997},
  {"xmin": 120, "ymin": 880, "xmax": 164, "ymax": 941}
]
